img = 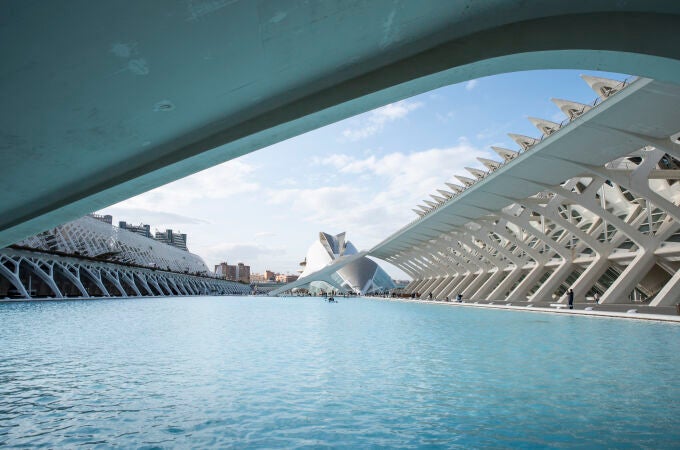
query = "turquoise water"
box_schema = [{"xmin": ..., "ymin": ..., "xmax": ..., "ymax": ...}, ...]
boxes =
[{"xmin": 1, "ymin": 296, "xmax": 678, "ymax": 448}]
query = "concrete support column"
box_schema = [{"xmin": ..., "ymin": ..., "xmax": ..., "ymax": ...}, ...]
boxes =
[
  {"xmin": 507, "ymin": 265, "xmax": 547, "ymax": 302},
  {"xmin": 649, "ymin": 268, "xmax": 680, "ymax": 306},
  {"xmin": 529, "ymin": 261, "xmax": 573, "ymax": 303},
  {"xmin": 428, "ymin": 277, "xmax": 450, "ymax": 299},
  {"xmin": 418, "ymin": 278, "xmax": 440, "ymax": 298},
  {"xmin": 0, "ymin": 258, "xmax": 29, "ymax": 298},
  {"xmin": 567, "ymin": 256, "xmax": 611, "ymax": 303},
  {"xmin": 103, "ymin": 271, "xmax": 127, "ymax": 297},
  {"xmin": 81, "ymin": 267, "xmax": 110, "ymax": 296},
  {"xmin": 487, "ymin": 266, "xmax": 525, "ymax": 301},
  {"xmin": 474, "ymin": 269, "xmax": 508, "ymax": 300},
  {"xmin": 23, "ymin": 260, "xmax": 63, "ymax": 298},
  {"xmin": 601, "ymin": 251, "xmax": 656, "ymax": 304},
  {"xmin": 461, "ymin": 271, "xmax": 492, "ymax": 299},
  {"xmin": 121, "ymin": 272, "xmax": 142, "ymax": 296},
  {"xmin": 408, "ymin": 279, "xmax": 429, "ymax": 295},
  {"xmin": 56, "ymin": 264, "xmax": 89, "ymax": 297},
  {"xmin": 403, "ymin": 280, "xmax": 421, "ymax": 293},
  {"xmin": 433, "ymin": 275, "xmax": 460, "ymax": 298},
  {"xmin": 443, "ymin": 272, "xmax": 476, "ymax": 299}
]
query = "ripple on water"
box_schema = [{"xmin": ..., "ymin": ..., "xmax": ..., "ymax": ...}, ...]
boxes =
[{"xmin": 0, "ymin": 296, "xmax": 678, "ymax": 448}]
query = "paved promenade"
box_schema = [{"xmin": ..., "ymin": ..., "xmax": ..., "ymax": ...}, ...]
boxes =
[{"xmin": 380, "ymin": 297, "xmax": 680, "ymax": 323}]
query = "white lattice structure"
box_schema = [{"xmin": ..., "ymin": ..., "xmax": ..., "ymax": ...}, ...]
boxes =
[
  {"xmin": 0, "ymin": 248, "xmax": 250, "ymax": 300},
  {"xmin": 2, "ymin": 217, "xmax": 250, "ymax": 299},
  {"xmin": 16, "ymin": 216, "xmax": 209, "ymax": 274},
  {"xmin": 371, "ymin": 76, "xmax": 680, "ymax": 308}
]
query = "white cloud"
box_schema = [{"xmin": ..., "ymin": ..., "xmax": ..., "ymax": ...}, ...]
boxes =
[
  {"xmin": 342, "ymin": 100, "xmax": 423, "ymax": 141},
  {"xmin": 110, "ymin": 159, "xmax": 259, "ymax": 212},
  {"xmin": 99, "ymin": 208, "xmax": 208, "ymax": 226},
  {"xmin": 197, "ymin": 242, "xmax": 285, "ymax": 268},
  {"xmin": 269, "ymin": 140, "xmax": 491, "ymax": 248},
  {"xmin": 465, "ymin": 79, "xmax": 479, "ymax": 91}
]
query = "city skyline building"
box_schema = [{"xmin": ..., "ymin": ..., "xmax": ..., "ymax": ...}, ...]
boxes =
[
  {"xmin": 119, "ymin": 221, "xmax": 152, "ymax": 238},
  {"xmin": 88, "ymin": 213, "xmax": 112, "ymax": 225},
  {"xmin": 215, "ymin": 262, "xmax": 251, "ymax": 283},
  {"xmin": 154, "ymin": 229, "xmax": 188, "ymax": 252}
]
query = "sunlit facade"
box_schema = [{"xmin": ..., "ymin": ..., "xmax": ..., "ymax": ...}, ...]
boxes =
[{"xmin": 297, "ymin": 232, "xmax": 395, "ymax": 294}]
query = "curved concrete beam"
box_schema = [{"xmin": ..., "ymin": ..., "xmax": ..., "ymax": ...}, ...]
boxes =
[{"xmin": 2, "ymin": 3, "xmax": 680, "ymax": 247}]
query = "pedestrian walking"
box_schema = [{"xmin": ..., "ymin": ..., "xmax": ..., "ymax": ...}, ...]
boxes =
[{"xmin": 568, "ymin": 289, "xmax": 574, "ymax": 309}]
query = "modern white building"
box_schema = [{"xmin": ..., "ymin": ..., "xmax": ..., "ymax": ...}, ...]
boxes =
[
  {"xmin": 1, "ymin": 216, "xmax": 249, "ymax": 299},
  {"xmin": 279, "ymin": 232, "xmax": 395, "ymax": 295},
  {"xmin": 369, "ymin": 76, "xmax": 680, "ymax": 309}
]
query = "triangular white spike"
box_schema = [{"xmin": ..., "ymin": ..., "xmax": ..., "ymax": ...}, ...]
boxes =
[
  {"xmin": 423, "ymin": 200, "xmax": 438, "ymax": 208},
  {"xmin": 436, "ymin": 189, "xmax": 453, "ymax": 198},
  {"xmin": 491, "ymin": 146, "xmax": 519, "ymax": 162},
  {"xmin": 445, "ymin": 182, "xmax": 464, "ymax": 193},
  {"xmin": 430, "ymin": 194, "xmax": 446, "ymax": 203},
  {"xmin": 417, "ymin": 205, "xmax": 431, "ymax": 213},
  {"xmin": 412, "ymin": 208, "xmax": 426, "ymax": 216},
  {"xmin": 477, "ymin": 157, "xmax": 501, "ymax": 170},
  {"xmin": 455, "ymin": 175, "xmax": 475, "ymax": 186},
  {"xmin": 465, "ymin": 167, "xmax": 487, "ymax": 179},
  {"xmin": 581, "ymin": 74, "xmax": 624, "ymax": 100},
  {"xmin": 528, "ymin": 117, "xmax": 561, "ymax": 137},
  {"xmin": 551, "ymin": 98, "xmax": 592, "ymax": 120},
  {"xmin": 508, "ymin": 133, "xmax": 539, "ymax": 150}
]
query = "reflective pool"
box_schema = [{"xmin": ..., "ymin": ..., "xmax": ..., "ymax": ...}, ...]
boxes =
[{"xmin": 1, "ymin": 296, "xmax": 678, "ymax": 448}]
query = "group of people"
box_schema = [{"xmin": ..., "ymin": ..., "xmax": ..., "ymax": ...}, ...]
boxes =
[
  {"xmin": 411, "ymin": 288, "xmax": 599, "ymax": 309},
  {"xmin": 425, "ymin": 292, "xmax": 463, "ymax": 302}
]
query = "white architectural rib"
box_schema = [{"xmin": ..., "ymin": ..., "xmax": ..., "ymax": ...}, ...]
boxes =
[
  {"xmin": 508, "ymin": 133, "xmax": 539, "ymax": 150},
  {"xmin": 581, "ymin": 74, "xmax": 625, "ymax": 99},
  {"xmin": 551, "ymin": 98, "xmax": 592, "ymax": 120},
  {"xmin": 491, "ymin": 146, "xmax": 519, "ymax": 161},
  {"xmin": 445, "ymin": 182, "xmax": 464, "ymax": 193},
  {"xmin": 528, "ymin": 117, "xmax": 561, "ymax": 136},
  {"xmin": 465, "ymin": 167, "xmax": 487, "ymax": 179},
  {"xmin": 477, "ymin": 157, "xmax": 502, "ymax": 170},
  {"xmin": 455, "ymin": 175, "xmax": 476, "ymax": 186}
]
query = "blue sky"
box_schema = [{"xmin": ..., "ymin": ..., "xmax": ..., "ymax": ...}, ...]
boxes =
[{"xmin": 99, "ymin": 69, "xmax": 628, "ymax": 278}]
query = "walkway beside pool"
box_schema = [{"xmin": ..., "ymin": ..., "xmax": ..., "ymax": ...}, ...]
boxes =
[{"xmin": 379, "ymin": 297, "xmax": 680, "ymax": 323}]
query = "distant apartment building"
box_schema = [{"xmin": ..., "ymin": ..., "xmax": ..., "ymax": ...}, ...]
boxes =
[
  {"xmin": 88, "ymin": 213, "xmax": 112, "ymax": 225},
  {"xmin": 275, "ymin": 273, "xmax": 299, "ymax": 283},
  {"xmin": 154, "ymin": 229, "xmax": 188, "ymax": 251},
  {"xmin": 118, "ymin": 221, "xmax": 152, "ymax": 238},
  {"xmin": 250, "ymin": 273, "xmax": 267, "ymax": 283},
  {"xmin": 215, "ymin": 262, "xmax": 250, "ymax": 283},
  {"xmin": 251, "ymin": 270, "xmax": 277, "ymax": 282}
]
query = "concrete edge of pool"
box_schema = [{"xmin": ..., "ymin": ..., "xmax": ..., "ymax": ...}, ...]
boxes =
[{"xmin": 378, "ymin": 298, "xmax": 680, "ymax": 323}]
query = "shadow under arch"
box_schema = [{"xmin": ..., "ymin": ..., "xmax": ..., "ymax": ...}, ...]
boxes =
[{"xmin": 2, "ymin": 10, "xmax": 680, "ymax": 247}]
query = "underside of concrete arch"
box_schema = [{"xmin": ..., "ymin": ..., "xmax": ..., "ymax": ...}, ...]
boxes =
[{"xmin": 2, "ymin": 2, "xmax": 680, "ymax": 247}]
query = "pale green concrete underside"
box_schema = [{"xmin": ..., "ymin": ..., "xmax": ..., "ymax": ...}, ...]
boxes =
[{"xmin": 2, "ymin": 1, "xmax": 680, "ymax": 247}]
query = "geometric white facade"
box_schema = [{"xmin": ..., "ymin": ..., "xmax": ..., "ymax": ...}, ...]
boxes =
[
  {"xmin": 370, "ymin": 76, "xmax": 680, "ymax": 308},
  {"xmin": 2, "ymin": 216, "xmax": 250, "ymax": 299},
  {"xmin": 295, "ymin": 232, "xmax": 394, "ymax": 295},
  {"xmin": 15, "ymin": 216, "xmax": 210, "ymax": 274}
]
